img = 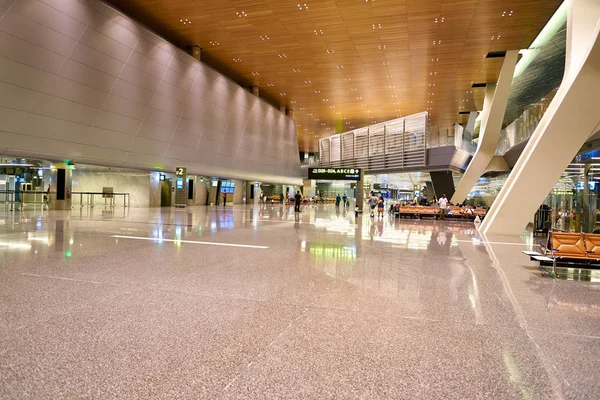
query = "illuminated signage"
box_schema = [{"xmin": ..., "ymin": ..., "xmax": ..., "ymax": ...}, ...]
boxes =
[{"xmin": 308, "ymin": 168, "xmax": 361, "ymax": 180}]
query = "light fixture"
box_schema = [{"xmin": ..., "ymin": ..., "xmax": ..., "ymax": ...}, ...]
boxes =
[
  {"xmin": 236, "ymin": 11, "xmax": 247, "ymax": 17},
  {"xmin": 326, "ymin": 49, "xmax": 335, "ymax": 54},
  {"xmin": 180, "ymin": 18, "xmax": 191, "ymax": 25},
  {"xmin": 314, "ymin": 90, "xmax": 321, "ymax": 94},
  {"xmin": 372, "ymin": 23, "xmax": 382, "ymax": 29},
  {"xmin": 278, "ymin": 53, "xmax": 287, "ymax": 58},
  {"xmin": 298, "ymin": 3, "xmax": 309, "ymax": 10},
  {"xmin": 233, "ymin": 58, "xmax": 242, "ymax": 62},
  {"xmin": 251, "ymin": 72, "xmax": 260, "ymax": 76},
  {"xmin": 259, "ymin": 35, "xmax": 270, "ymax": 40},
  {"xmin": 336, "ymin": 65, "xmax": 344, "ymax": 69},
  {"xmin": 280, "ymin": 92, "xmax": 287, "ymax": 96},
  {"xmin": 292, "ymin": 68, "xmax": 300, "ymax": 72},
  {"xmin": 304, "ymin": 80, "xmax": 312, "ymax": 84},
  {"xmin": 266, "ymin": 83, "xmax": 275, "ymax": 87},
  {"xmin": 314, "ymin": 29, "xmax": 324, "ymax": 35},
  {"xmin": 209, "ymin": 41, "xmax": 219, "ymax": 46}
]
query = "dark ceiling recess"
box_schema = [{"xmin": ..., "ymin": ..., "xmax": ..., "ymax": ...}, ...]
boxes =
[
  {"xmin": 471, "ymin": 83, "xmax": 488, "ymax": 88},
  {"xmin": 458, "ymin": 111, "xmax": 472, "ymax": 115},
  {"xmin": 486, "ymin": 51, "xmax": 507, "ymax": 58}
]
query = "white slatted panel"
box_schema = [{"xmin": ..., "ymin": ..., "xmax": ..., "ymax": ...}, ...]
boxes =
[
  {"xmin": 368, "ymin": 124, "xmax": 385, "ymax": 157},
  {"xmin": 319, "ymin": 138, "xmax": 331, "ymax": 165},
  {"xmin": 403, "ymin": 112, "xmax": 427, "ymax": 168},
  {"xmin": 316, "ymin": 112, "xmax": 427, "ymax": 171},
  {"xmin": 341, "ymin": 132, "xmax": 354, "ymax": 160},
  {"xmin": 330, "ymin": 135, "xmax": 341, "ymax": 162},
  {"xmin": 385, "ymin": 119, "xmax": 404, "ymax": 154}
]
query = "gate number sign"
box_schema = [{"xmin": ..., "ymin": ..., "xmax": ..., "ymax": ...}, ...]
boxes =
[{"xmin": 308, "ymin": 168, "xmax": 361, "ymax": 180}]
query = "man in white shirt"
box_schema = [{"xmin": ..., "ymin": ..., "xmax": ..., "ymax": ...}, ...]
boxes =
[{"xmin": 438, "ymin": 194, "xmax": 448, "ymax": 220}]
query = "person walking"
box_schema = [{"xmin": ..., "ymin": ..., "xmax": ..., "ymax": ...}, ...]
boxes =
[
  {"xmin": 294, "ymin": 191, "xmax": 302, "ymax": 212},
  {"xmin": 377, "ymin": 195, "xmax": 385, "ymax": 218},
  {"xmin": 438, "ymin": 194, "xmax": 448, "ymax": 220},
  {"xmin": 223, "ymin": 192, "xmax": 227, "ymax": 206},
  {"xmin": 335, "ymin": 193, "xmax": 341, "ymax": 207},
  {"xmin": 280, "ymin": 192, "xmax": 284, "ymax": 205},
  {"xmin": 259, "ymin": 192, "xmax": 264, "ymax": 204},
  {"xmin": 368, "ymin": 192, "xmax": 379, "ymax": 218},
  {"xmin": 342, "ymin": 193, "xmax": 348, "ymax": 208}
]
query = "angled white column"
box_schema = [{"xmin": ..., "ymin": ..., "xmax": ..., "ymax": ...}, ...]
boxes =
[
  {"xmin": 465, "ymin": 111, "xmax": 478, "ymax": 135},
  {"xmin": 451, "ymin": 50, "xmax": 519, "ymax": 204},
  {"xmin": 480, "ymin": 0, "xmax": 600, "ymax": 236}
]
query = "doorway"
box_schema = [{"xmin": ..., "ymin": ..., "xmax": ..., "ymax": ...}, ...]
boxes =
[{"xmin": 160, "ymin": 180, "xmax": 172, "ymax": 207}]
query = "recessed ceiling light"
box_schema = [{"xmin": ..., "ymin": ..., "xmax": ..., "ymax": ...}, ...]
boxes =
[
  {"xmin": 233, "ymin": 58, "xmax": 242, "ymax": 63},
  {"xmin": 251, "ymin": 72, "xmax": 260, "ymax": 76},
  {"xmin": 290, "ymin": 100, "xmax": 297, "ymax": 104},
  {"xmin": 372, "ymin": 23, "xmax": 382, "ymax": 29},
  {"xmin": 378, "ymin": 44, "xmax": 387, "ymax": 50},
  {"xmin": 259, "ymin": 35, "xmax": 270, "ymax": 40},
  {"xmin": 179, "ymin": 18, "xmax": 191, "ymax": 25},
  {"xmin": 326, "ymin": 49, "xmax": 335, "ymax": 54},
  {"xmin": 236, "ymin": 11, "xmax": 247, "ymax": 17},
  {"xmin": 336, "ymin": 65, "xmax": 344, "ymax": 69},
  {"xmin": 298, "ymin": 3, "xmax": 309, "ymax": 10},
  {"xmin": 278, "ymin": 53, "xmax": 287, "ymax": 58},
  {"xmin": 280, "ymin": 92, "xmax": 287, "ymax": 96},
  {"xmin": 314, "ymin": 29, "xmax": 324, "ymax": 35},
  {"xmin": 304, "ymin": 80, "xmax": 312, "ymax": 84},
  {"xmin": 266, "ymin": 83, "xmax": 275, "ymax": 87},
  {"xmin": 314, "ymin": 90, "xmax": 321, "ymax": 94},
  {"xmin": 299, "ymin": 107, "xmax": 306, "ymax": 111},
  {"xmin": 209, "ymin": 41, "xmax": 219, "ymax": 46},
  {"xmin": 292, "ymin": 68, "xmax": 300, "ymax": 72},
  {"xmin": 344, "ymin": 77, "xmax": 352, "ymax": 82},
  {"xmin": 322, "ymin": 98, "xmax": 329, "ymax": 102}
]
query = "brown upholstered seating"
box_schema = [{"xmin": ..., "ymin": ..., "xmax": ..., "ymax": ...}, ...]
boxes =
[{"xmin": 550, "ymin": 232, "xmax": 587, "ymax": 259}]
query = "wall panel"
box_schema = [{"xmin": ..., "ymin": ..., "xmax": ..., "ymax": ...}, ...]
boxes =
[{"xmin": 0, "ymin": 0, "xmax": 301, "ymax": 184}]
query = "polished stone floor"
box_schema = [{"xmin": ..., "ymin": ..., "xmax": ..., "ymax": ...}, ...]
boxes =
[{"xmin": 0, "ymin": 203, "xmax": 599, "ymax": 399}]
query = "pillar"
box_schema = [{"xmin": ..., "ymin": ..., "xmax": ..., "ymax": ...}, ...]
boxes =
[
  {"xmin": 302, "ymin": 179, "xmax": 314, "ymax": 198},
  {"xmin": 480, "ymin": 0, "xmax": 600, "ymax": 236},
  {"xmin": 451, "ymin": 50, "xmax": 519, "ymax": 204},
  {"xmin": 280, "ymin": 105, "xmax": 286, "ymax": 113},
  {"xmin": 465, "ymin": 111, "xmax": 478, "ymax": 134},
  {"xmin": 189, "ymin": 45, "xmax": 201, "ymax": 61},
  {"xmin": 251, "ymin": 86, "xmax": 259, "ymax": 96},
  {"xmin": 287, "ymin": 109, "xmax": 294, "ymax": 119},
  {"xmin": 233, "ymin": 180, "xmax": 244, "ymax": 204},
  {"xmin": 356, "ymin": 169, "xmax": 365, "ymax": 212},
  {"xmin": 48, "ymin": 162, "xmax": 72, "ymax": 210},
  {"xmin": 195, "ymin": 177, "xmax": 209, "ymax": 206}
]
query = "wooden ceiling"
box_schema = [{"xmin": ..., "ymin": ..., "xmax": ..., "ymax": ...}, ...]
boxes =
[{"xmin": 105, "ymin": 0, "xmax": 563, "ymax": 151}]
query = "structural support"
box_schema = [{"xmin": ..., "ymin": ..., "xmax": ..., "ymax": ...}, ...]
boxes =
[
  {"xmin": 481, "ymin": 0, "xmax": 600, "ymax": 236},
  {"xmin": 451, "ymin": 50, "xmax": 519, "ymax": 204},
  {"xmin": 465, "ymin": 111, "xmax": 478, "ymax": 134},
  {"xmin": 189, "ymin": 45, "xmax": 202, "ymax": 61},
  {"xmin": 250, "ymin": 86, "xmax": 259, "ymax": 96}
]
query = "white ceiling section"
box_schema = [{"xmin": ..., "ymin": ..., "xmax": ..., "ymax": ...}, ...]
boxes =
[{"xmin": 0, "ymin": 0, "xmax": 302, "ymax": 185}]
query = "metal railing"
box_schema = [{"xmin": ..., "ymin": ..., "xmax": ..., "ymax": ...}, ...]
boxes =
[
  {"xmin": 0, "ymin": 190, "xmax": 130, "ymax": 210},
  {"xmin": 72, "ymin": 192, "xmax": 131, "ymax": 208}
]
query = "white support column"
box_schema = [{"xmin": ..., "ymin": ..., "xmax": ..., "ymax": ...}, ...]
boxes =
[
  {"xmin": 451, "ymin": 50, "xmax": 519, "ymax": 204},
  {"xmin": 480, "ymin": 0, "xmax": 600, "ymax": 236}
]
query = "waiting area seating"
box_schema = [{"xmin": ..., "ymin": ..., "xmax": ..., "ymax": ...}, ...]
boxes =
[
  {"xmin": 523, "ymin": 231, "xmax": 600, "ymax": 272},
  {"xmin": 394, "ymin": 205, "xmax": 486, "ymax": 220}
]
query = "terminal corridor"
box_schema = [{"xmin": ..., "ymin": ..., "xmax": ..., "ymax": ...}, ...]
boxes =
[{"xmin": 1, "ymin": 204, "xmax": 598, "ymax": 399}]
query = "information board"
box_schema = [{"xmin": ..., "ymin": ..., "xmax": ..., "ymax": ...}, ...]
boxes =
[
  {"xmin": 308, "ymin": 168, "xmax": 361, "ymax": 180},
  {"xmin": 174, "ymin": 166, "xmax": 187, "ymax": 207}
]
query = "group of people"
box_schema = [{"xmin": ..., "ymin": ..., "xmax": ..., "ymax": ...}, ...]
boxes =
[
  {"xmin": 368, "ymin": 192, "xmax": 386, "ymax": 218},
  {"xmin": 258, "ymin": 191, "xmax": 303, "ymax": 212},
  {"xmin": 334, "ymin": 193, "xmax": 349, "ymax": 208}
]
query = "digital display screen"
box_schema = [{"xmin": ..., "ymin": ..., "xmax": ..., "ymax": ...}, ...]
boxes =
[
  {"xmin": 308, "ymin": 168, "xmax": 361, "ymax": 180},
  {"xmin": 212, "ymin": 180, "xmax": 218, "ymax": 187},
  {"xmin": 221, "ymin": 181, "xmax": 235, "ymax": 193},
  {"xmin": 176, "ymin": 177, "xmax": 184, "ymax": 189}
]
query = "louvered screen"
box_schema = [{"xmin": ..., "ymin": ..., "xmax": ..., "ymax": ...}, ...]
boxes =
[
  {"xmin": 330, "ymin": 135, "xmax": 341, "ymax": 162},
  {"xmin": 319, "ymin": 138, "xmax": 330, "ymax": 165},
  {"xmin": 314, "ymin": 112, "xmax": 427, "ymax": 172}
]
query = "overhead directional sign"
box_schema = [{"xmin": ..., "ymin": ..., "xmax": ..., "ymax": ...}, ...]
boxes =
[{"xmin": 308, "ymin": 168, "xmax": 361, "ymax": 180}]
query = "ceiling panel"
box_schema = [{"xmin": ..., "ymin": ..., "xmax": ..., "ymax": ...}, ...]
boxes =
[{"xmin": 105, "ymin": 0, "xmax": 563, "ymax": 151}]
